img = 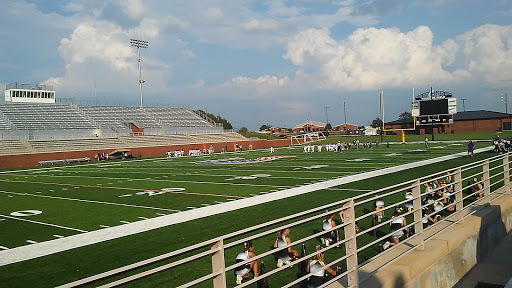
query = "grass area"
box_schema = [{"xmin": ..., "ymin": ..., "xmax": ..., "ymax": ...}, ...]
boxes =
[{"xmin": 0, "ymin": 136, "xmax": 504, "ymax": 287}]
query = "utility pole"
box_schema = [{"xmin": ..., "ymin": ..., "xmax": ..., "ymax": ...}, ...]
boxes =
[
  {"xmin": 130, "ymin": 38, "xmax": 148, "ymax": 108},
  {"xmin": 343, "ymin": 102, "xmax": 347, "ymax": 132},
  {"xmin": 324, "ymin": 106, "xmax": 330, "ymax": 127},
  {"xmin": 461, "ymin": 98, "xmax": 466, "ymax": 112}
]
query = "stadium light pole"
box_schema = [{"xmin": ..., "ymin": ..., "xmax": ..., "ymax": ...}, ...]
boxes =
[
  {"xmin": 324, "ymin": 106, "xmax": 329, "ymax": 127},
  {"xmin": 501, "ymin": 93, "xmax": 508, "ymax": 114},
  {"xmin": 461, "ymin": 98, "xmax": 466, "ymax": 112},
  {"xmin": 130, "ymin": 38, "xmax": 148, "ymax": 108}
]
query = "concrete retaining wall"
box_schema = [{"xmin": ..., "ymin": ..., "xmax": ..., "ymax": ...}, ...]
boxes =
[{"xmin": 356, "ymin": 192, "xmax": 512, "ymax": 288}]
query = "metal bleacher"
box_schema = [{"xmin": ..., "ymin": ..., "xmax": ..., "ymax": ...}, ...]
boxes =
[
  {"xmin": 0, "ymin": 132, "xmax": 247, "ymax": 155},
  {"xmin": 78, "ymin": 107, "xmax": 212, "ymax": 129},
  {"xmin": 0, "ymin": 103, "xmax": 95, "ymax": 130},
  {"xmin": 143, "ymin": 107, "xmax": 213, "ymax": 127}
]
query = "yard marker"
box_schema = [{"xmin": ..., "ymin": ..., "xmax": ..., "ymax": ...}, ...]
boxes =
[
  {"xmin": 201, "ymin": 204, "xmax": 210, "ymax": 206},
  {"xmin": 0, "ymin": 246, "xmax": 8, "ymax": 250},
  {"xmin": 0, "ymin": 214, "xmax": 88, "ymax": 233},
  {"xmin": 62, "ymin": 188, "xmax": 67, "ymax": 190},
  {"xmin": 53, "ymin": 235, "xmax": 64, "ymax": 238},
  {"xmin": 187, "ymin": 207, "xmax": 196, "ymax": 209},
  {"xmin": 26, "ymin": 240, "xmax": 38, "ymax": 244},
  {"xmin": 138, "ymin": 217, "xmax": 148, "ymax": 220},
  {"xmin": 100, "ymin": 225, "xmax": 110, "ymax": 228},
  {"xmin": 156, "ymin": 213, "xmax": 167, "ymax": 216},
  {"xmin": 120, "ymin": 221, "xmax": 131, "ymax": 224},
  {"xmin": 118, "ymin": 194, "xmax": 132, "ymax": 197}
]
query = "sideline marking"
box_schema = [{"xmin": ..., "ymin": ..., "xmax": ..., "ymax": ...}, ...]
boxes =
[
  {"xmin": 0, "ymin": 246, "xmax": 8, "ymax": 250},
  {"xmin": 0, "ymin": 214, "xmax": 88, "ymax": 233},
  {"xmin": 100, "ymin": 225, "xmax": 110, "ymax": 228},
  {"xmin": 120, "ymin": 221, "xmax": 130, "ymax": 224},
  {"xmin": 0, "ymin": 191, "xmax": 180, "ymax": 212},
  {"xmin": 53, "ymin": 235, "xmax": 64, "ymax": 238},
  {"xmin": 0, "ymin": 147, "xmax": 492, "ymax": 266},
  {"xmin": 26, "ymin": 240, "xmax": 38, "ymax": 244}
]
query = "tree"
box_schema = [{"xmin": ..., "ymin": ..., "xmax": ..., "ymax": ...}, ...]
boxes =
[
  {"xmin": 371, "ymin": 117, "xmax": 383, "ymax": 128},
  {"xmin": 398, "ymin": 111, "xmax": 412, "ymax": 120},
  {"xmin": 238, "ymin": 127, "xmax": 248, "ymax": 133},
  {"xmin": 324, "ymin": 123, "xmax": 332, "ymax": 131},
  {"xmin": 195, "ymin": 110, "xmax": 233, "ymax": 129},
  {"xmin": 259, "ymin": 124, "xmax": 272, "ymax": 131}
]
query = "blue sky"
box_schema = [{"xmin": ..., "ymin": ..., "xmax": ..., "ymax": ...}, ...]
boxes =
[{"xmin": 1, "ymin": 0, "xmax": 511, "ymax": 131}]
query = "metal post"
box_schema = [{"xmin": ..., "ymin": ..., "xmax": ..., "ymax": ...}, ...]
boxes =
[
  {"xmin": 454, "ymin": 168, "xmax": 464, "ymax": 223},
  {"xmin": 504, "ymin": 154, "xmax": 510, "ymax": 195},
  {"xmin": 483, "ymin": 160, "xmax": 491, "ymax": 197},
  {"xmin": 211, "ymin": 240, "xmax": 226, "ymax": 288},
  {"xmin": 412, "ymin": 180, "xmax": 424, "ymax": 250},
  {"xmin": 130, "ymin": 39, "xmax": 148, "ymax": 109},
  {"xmin": 343, "ymin": 199, "xmax": 358, "ymax": 286}
]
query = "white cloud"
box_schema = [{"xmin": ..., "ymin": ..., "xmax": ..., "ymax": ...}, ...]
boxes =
[
  {"xmin": 457, "ymin": 24, "xmax": 512, "ymax": 87},
  {"xmin": 163, "ymin": 15, "xmax": 189, "ymax": 31},
  {"xmin": 283, "ymin": 25, "xmax": 469, "ymax": 90},
  {"xmin": 241, "ymin": 19, "xmax": 279, "ymax": 31},
  {"xmin": 120, "ymin": 0, "xmax": 146, "ymax": 19},
  {"xmin": 203, "ymin": 7, "xmax": 223, "ymax": 21},
  {"xmin": 192, "ymin": 79, "xmax": 205, "ymax": 88},
  {"xmin": 220, "ymin": 75, "xmax": 290, "ymax": 98},
  {"xmin": 58, "ymin": 21, "xmax": 133, "ymax": 71},
  {"xmin": 277, "ymin": 101, "xmax": 310, "ymax": 115},
  {"xmin": 181, "ymin": 48, "xmax": 196, "ymax": 59}
]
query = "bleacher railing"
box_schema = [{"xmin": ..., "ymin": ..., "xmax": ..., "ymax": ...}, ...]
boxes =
[{"xmin": 56, "ymin": 153, "xmax": 512, "ymax": 287}]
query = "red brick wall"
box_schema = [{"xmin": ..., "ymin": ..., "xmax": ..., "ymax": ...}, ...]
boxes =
[
  {"xmin": 0, "ymin": 138, "xmax": 302, "ymax": 169},
  {"xmin": 385, "ymin": 118, "xmax": 512, "ymax": 135}
]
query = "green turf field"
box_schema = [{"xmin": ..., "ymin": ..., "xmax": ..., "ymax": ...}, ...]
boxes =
[{"xmin": 0, "ymin": 137, "xmax": 501, "ymax": 287}]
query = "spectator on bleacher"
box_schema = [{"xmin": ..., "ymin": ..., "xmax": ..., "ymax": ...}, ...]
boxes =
[
  {"xmin": 234, "ymin": 240, "xmax": 258, "ymax": 285},
  {"xmin": 306, "ymin": 246, "xmax": 337, "ymax": 288},
  {"xmin": 274, "ymin": 228, "xmax": 299, "ymax": 267},
  {"xmin": 373, "ymin": 199, "xmax": 385, "ymax": 222}
]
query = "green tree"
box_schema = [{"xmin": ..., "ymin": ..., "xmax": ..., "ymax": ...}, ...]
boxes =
[
  {"xmin": 195, "ymin": 110, "xmax": 233, "ymax": 129},
  {"xmin": 325, "ymin": 123, "xmax": 332, "ymax": 131},
  {"xmin": 259, "ymin": 124, "xmax": 272, "ymax": 131},
  {"xmin": 371, "ymin": 117, "xmax": 383, "ymax": 128},
  {"xmin": 398, "ymin": 111, "xmax": 412, "ymax": 120},
  {"xmin": 238, "ymin": 127, "xmax": 248, "ymax": 133}
]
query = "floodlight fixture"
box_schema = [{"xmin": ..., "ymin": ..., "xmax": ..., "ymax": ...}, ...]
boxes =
[{"xmin": 130, "ymin": 38, "xmax": 149, "ymax": 108}]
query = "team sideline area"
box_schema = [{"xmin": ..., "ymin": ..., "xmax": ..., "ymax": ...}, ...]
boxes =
[{"xmin": 0, "ymin": 139, "xmax": 497, "ymax": 287}]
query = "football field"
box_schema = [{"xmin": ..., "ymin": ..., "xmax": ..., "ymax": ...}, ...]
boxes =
[{"xmin": 0, "ymin": 139, "xmax": 492, "ymax": 287}]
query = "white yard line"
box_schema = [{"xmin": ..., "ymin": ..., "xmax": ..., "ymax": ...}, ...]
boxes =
[
  {"xmin": 0, "ymin": 215, "xmax": 88, "ymax": 233},
  {"xmin": 0, "ymin": 146, "xmax": 492, "ymax": 266},
  {"xmin": 0, "ymin": 246, "xmax": 9, "ymax": 250},
  {"xmin": 0, "ymin": 191, "xmax": 180, "ymax": 212}
]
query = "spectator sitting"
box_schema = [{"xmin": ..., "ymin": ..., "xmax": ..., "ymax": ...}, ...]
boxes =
[
  {"xmin": 373, "ymin": 199, "xmax": 385, "ymax": 222},
  {"xmin": 234, "ymin": 241, "xmax": 258, "ymax": 285},
  {"xmin": 306, "ymin": 245, "xmax": 337, "ymax": 288},
  {"xmin": 321, "ymin": 214, "xmax": 338, "ymax": 246},
  {"xmin": 273, "ymin": 228, "xmax": 299, "ymax": 267},
  {"xmin": 422, "ymin": 206, "xmax": 441, "ymax": 229},
  {"xmin": 381, "ymin": 207, "xmax": 409, "ymax": 250}
]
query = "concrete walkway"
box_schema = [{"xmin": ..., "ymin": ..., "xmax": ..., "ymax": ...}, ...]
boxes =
[{"xmin": 455, "ymin": 230, "xmax": 512, "ymax": 288}]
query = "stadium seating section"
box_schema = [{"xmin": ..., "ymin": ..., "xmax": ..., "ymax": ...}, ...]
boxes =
[
  {"xmin": 0, "ymin": 132, "xmax": 247, "ymax": 155},
  {"xmin": 0, "ymin": 103, "xmax": 214, "ymax": 130}
]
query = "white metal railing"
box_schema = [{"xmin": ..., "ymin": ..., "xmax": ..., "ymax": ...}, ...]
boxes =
[{"xmin": 58, "ymin": 153, "xmax": 511, "ymax": 288}]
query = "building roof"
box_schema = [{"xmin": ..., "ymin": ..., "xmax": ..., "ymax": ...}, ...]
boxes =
[
  {"xmin": 385, "ymin": 110, "xmax": 512, "ymax": 125},
  {"xmin": 333, "ymin": 123, "xmax": 358, "ymax": 127},
  {"xmin": 294, "ymin": 121, "xmax": 326, "ymax": 129}
]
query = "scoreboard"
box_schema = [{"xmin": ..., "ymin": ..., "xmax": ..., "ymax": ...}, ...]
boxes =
[{"xmin": 412, "ymin": 89, "xmax": 456, "ymax": 125}]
